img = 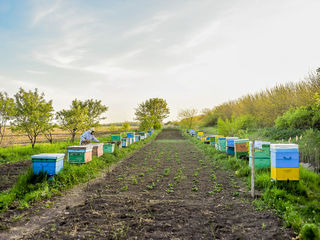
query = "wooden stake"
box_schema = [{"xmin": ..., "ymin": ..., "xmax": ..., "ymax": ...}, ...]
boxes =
[{"xmin": 251, "ymin": 140, "xmax": 255, "ymax": 198}]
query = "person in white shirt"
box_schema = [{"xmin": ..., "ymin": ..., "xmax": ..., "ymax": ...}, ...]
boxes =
[{"xmin": 80, "ymin": 130, "xmax": 99, "ymax": 145}]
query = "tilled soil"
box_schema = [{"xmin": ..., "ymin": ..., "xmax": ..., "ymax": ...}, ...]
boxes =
[
  {"xmin": 0, "ymin": 160, "xmax": 31, "ymax": 192},
  {"xmin": 1, "ymin": 129, "xmax": 295, "ymax": 239}
]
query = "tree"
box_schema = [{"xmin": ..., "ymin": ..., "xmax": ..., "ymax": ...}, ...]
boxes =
[
  {"xmin": 0, "ymin": 92, "xmax": 15, "ymax": 144},
  {"xmin": 12, "ymin": 88, "xmax": 54, "ymax": 148},
  {"xmin": 120, "ymin": 121, "xmax": 131, "ymax": 132},
  {"xmin": 178, "ymin": 108, "xmax": 198, "ymax": 129},
  {"xmin": 80, "ymin": 99, "xmax": 108, "ymax": 127},
  {"xmin": 135, "ymin": 98, "xmax": 170, "ymax": 130},
  {"xmin": 56, "ymin": 99, "xmax": 108, "ymax": 142},
  {"xmin": 56, "ymin": 99, "xmax": 89, "ymax": 142}
]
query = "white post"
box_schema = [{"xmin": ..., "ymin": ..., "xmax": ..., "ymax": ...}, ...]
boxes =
[{"xmin": 251, "ymin": 140, "xmax": 255, "ymax": 198}]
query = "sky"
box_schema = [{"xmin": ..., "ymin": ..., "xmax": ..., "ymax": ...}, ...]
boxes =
[{"xmin": 0, "ymin": 0, "xmax": 319, "ymax": 123}]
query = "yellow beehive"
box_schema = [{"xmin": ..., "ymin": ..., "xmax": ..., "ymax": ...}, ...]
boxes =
[
  {"xmin": 271, "ymin": 166, "xmax": 299, "ymax": 181},
  {"xmin": 198, "ymin": 131, "xmax": 204, "ymax": 136}
]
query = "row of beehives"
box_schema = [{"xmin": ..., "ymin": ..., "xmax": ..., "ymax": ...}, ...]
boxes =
[
  {"xmin": 31, "ymin": 130, "xmax": 154, "ymax": 176},
  {"xmin": 187, "ymin": 129, "xmax": 299, "ymax": 181}
]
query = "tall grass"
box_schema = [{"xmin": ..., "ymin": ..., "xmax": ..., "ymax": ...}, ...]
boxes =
[{"xmin": 202, "ymin": 71, "xmax": 320, "ymax": 127}]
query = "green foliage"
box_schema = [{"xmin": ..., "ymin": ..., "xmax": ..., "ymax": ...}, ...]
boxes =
[
  {"xmin": 275, "ymin": 107, "xmax": 313, "ymax": 130},
  {"xmin": 262, "ymin": 127, "xmax": 303, "ymax": 140},
  {"xmin": 79, "ymin": 99, "xmax": 108, "ymax": 127},
  {"xmin": 200, "ymin": 69, "xmax": 320, "ymax": 127},
  {"xmin": 56, "ymin": 99, "xmax": 88, "ymax": 142},
  {"xmin": 56, "ymin": 99, "xmax": 108, "ymax": 142},
  {"xmin": 217, "ymin": 115, "xmax": 256, "ymax": 136},
  {"xmin": 135, "ymin": 98, "xmax": 170, "ymax": 130},
  {"xmin": 12, "ymin": 88, "xmax": 54, "ymax": 148},
  {"xmin": 0, "ymin": 91, "xmax": 15, "ymax": 144},
  {"xmin": 300, "ymin": 224, "xmax": 320, "ymax": 240},
  {"xmin": 178, "ymin": 108, "xmax": 198, "ymax": 129},
  {"xmin": 120, "ymin": 122, "xmax": 131, "ymax": 132},
  {"xmin": 0, "ymin": 141, "xmax": 72, "ymax": 164}
]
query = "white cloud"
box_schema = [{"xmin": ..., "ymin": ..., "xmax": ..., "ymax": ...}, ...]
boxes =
[
  {"xmin": 124, "ymin": 12, "xmax": 172, "ymax": 37},
  {"xmin": 26, "ymin": 70, "xmax": 47, "ymax": 74},
  {"xmin": 32, "ymin": 0, "xmax": 61, "ymax": 25}
]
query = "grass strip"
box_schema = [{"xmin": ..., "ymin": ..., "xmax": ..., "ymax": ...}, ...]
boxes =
[
  {"xmin": 0, "ymin": 135, "xmax": 112, "ymax": 165},
  {"xmin": 0, "ymin": 131, "xmax": 159, "ymax": 213},
  {"xmin": 182, "ymin": 130, "xmax": 320, "ymax": 239}
]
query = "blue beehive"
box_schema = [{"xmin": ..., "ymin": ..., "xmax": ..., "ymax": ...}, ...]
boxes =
[
  {"xmin": 127, "ymin": 132, "xmax": 134, "ymax": 138},
  {"xmin": 32, "ymin": 153, "xmax": 65, "ymax": 176},
  {"xmin": 135, "ymin": 135, "xmax": 140, "ymax": 142},
  {"xmin": 226, "ymin": 137, "xmax": 238, "ymax": 155},
  {"xmin": 270, "ymin": 144, "xmax": 299, "ymax": 181},
  {"xmin": 271, "ymin": 144, "xmax": 299, "ymax": 168},
  {"xmin": 121, "ymin": 138, "xmax": 129, "ymax": 147}
]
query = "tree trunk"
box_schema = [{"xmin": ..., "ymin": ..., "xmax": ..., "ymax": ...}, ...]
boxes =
[{"xmin": 71, "ymin": 132, "xmax": 76, "ymax": 142}]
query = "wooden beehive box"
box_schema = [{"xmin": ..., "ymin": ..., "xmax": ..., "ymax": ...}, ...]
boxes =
[
  {"xmin": 270, "ymin": 144, "xmax": 299, "ymax": 181},
  {"xmin": 32, "ymin": 153, "xmax": 65, "ymax": 176},
  {"xmin": 67, "ymin": 145, "xmax": 93, "ymax": 164},
  {"xmin": 90, "ymin": 143, "xmax": 104, "ymax": 157},
  {"xmin": 234, "ymin": 139, "xmax": 249, "ymax": 159},
  {"xmin": 103, "ymin": 143, "xmax": 115, "ymax": 153},
  {"xmin": 249, "ymin": 141, "xmax": 271, "ymax": 169}
]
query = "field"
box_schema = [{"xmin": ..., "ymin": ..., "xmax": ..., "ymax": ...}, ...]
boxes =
[
  {"xmin": 0, "ymin": 125, "xmax": 138, "ymax": 147},
  {"xmin": 0, "ymin": 129, "xmax": 295, "ymax": 239}
]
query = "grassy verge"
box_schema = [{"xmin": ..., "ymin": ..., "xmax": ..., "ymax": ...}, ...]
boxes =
[
  {"xmin": 183, "ymin": 130, "xmax": 320, "ymax": 239},
  {"xmin": 0, "ymin": 131, "xmax": 159, "ymax": 213},
  {"xmin": 0, "ymin": 136, "xmax": 112, "ymax": 165}
]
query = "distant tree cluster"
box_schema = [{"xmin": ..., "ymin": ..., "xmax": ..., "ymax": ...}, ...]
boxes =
[
  {"xmin": 202, "ymin": 69, "xmax": 320, "ymax": 127},
  {"xmin": 135, "ymin": 98, "xmax": 170, "ymax": 131},
  {"xmin": 0, "ymin": 88, "xmax": 108, "ymax": 147}
]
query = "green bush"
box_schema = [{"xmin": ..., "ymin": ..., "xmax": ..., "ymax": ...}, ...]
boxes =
[
  {"xmin": 300, "ymin": 224, "xmax": 320, "ymax": 240},
  {"xmin": 263, "ymin": 127, "xmax": 303, "ymax": 140}
]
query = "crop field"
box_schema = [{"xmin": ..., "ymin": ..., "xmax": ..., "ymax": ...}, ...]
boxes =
[{"xmin": 0, "ymin": 129, "xmax": 296, "ymax": 239}]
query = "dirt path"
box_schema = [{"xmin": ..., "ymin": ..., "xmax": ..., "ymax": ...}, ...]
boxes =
[
  {"xmin": 0, "ymin": 160, "xmax": 31, "ymax": 193},
  {"xmin": 0, "ymin": 129, "xmax": 295, "ymax": 239}
]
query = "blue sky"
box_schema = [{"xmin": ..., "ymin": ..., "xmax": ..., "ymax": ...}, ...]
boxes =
[{"xmin": 0, "ymin": 0, "xmax": 320, "ymax": 123}]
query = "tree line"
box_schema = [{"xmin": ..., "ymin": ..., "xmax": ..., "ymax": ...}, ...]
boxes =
[
  {"xmin": 202, "ymin": 69, "xmax": 320, "ymax": 127},
  {"xmin": 0, "ymin": 88, "xmax": 108, "ymax": 148},
  {"xmin": 0, "ymin": 89, "xmax": 170, "ymax": 148}
]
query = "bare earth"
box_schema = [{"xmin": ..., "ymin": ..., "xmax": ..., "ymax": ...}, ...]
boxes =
[{"xmin": 0, "ymin": 129, "xmax": 295, "ymax": 239}]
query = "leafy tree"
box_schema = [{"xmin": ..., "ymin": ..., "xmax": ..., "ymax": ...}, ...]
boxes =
[
  {"xmin": 0, "ymin": 92, "xmax": 15, "ymax": 144},
  {"xmin": 56, "ymin": 99, "xmax": 89, "ymax": 142},
  {"xmin": 121, "ymin": 121, "xmax": 131, "ymax": 132},
  {"xmin": 138, "ymin": 116, "xmax": 154, "ymax": 131},
  {"xmin": 56, "ymin": 99, "xmax": 108, "ymax": 142},
  {"xmin": 109, "ymin": 124, "xmax": 117, "ymax": 132},
  {"xmin": 135, "ymin": 98, "xmax": 169, "ymax": 130},
  {"xmin": 12, "ymin": 88, "xmax": 54, "ymax": 148},
  {"xmin": 79, "ymin": 99, "xmax": 108, "ymax": 127},
  {"xmin": 178, "ymin": 108, "xmax": 198, "ymax": 129}
]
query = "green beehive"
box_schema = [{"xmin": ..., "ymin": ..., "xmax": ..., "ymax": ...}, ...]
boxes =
[
  {"xmin": 209, "ymin": 136, "xmax": 216, "ymax": 146},
  {"xmin": 111, "ymin": 133, "xmax": 121, "ymax": 142},
  {"xmin": 103, "ymin": 143, "xmax": 115, "ymax": 153},
  {"xmin": 218, "ymin": 138, "xmax": 227, "ymax": 152},
  {"xmin": 249, "ymin": 141, "xmax": 271, "ymax": 169}
]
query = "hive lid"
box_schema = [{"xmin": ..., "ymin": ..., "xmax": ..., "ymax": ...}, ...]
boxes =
[
  {"xmin": 31, "ymin": 153, "xmax": 65, "ymax": 159},
  {"xmin": 89, "ymin": 143, "xmax": 103, "ymax": 147},
  {"xmin": 67, "ymin": 145, "xmax": 93, "ymax": 150},
  {"xmin": 254, "ymin": 141, "xmax": 271, "ymax": 148},
  {"xmin": 270, "ymin": 144, "xmax": 299, "ymax": 150},
  {"xmin": 235, "ymin": 139, "xmax": 249, "ymax": 142},
  {"xmin": 226, "ymin": 137, "xmax": 239, "ymax": 140}
]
